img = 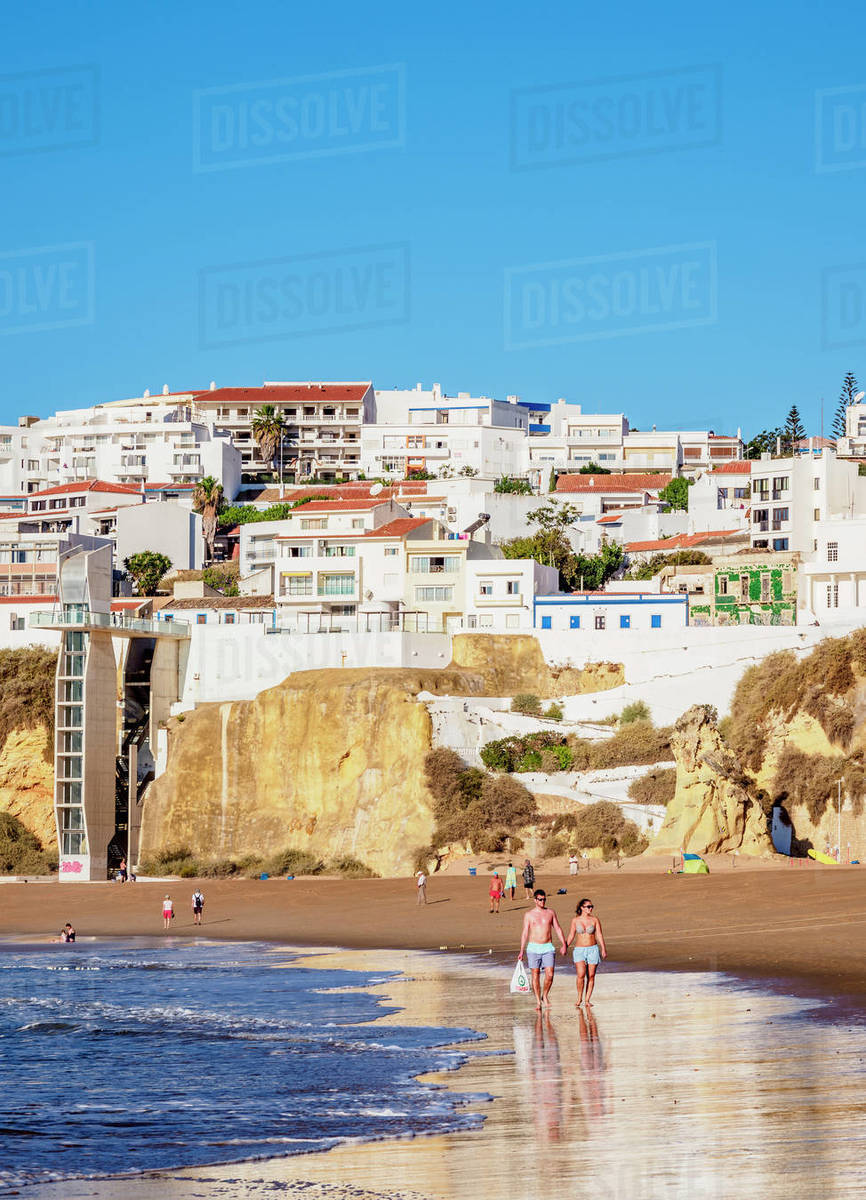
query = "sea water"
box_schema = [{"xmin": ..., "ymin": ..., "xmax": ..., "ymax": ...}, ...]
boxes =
[{"xmin": 0, "ymin": 940, "xmax": 484, "ymax": 1190}]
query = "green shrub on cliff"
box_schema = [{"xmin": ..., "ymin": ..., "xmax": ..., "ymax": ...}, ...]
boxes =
[
  {"xmin": 0, "ymin": 647, "xmax": 57, "ymax": 761},
  {"xmin": 0, "ymin": 812, "xmax": 56, "ymax": 875}
]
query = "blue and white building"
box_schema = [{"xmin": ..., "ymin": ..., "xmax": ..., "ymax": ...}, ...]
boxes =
[{"xmin": 533, "ymin": 591, "xmax": 688, "ymax": 633}]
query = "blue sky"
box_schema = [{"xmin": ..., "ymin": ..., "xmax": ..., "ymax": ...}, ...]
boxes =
[{"xmin": 2, "ymin": 0, "xmax": 866, "ymax": 437}]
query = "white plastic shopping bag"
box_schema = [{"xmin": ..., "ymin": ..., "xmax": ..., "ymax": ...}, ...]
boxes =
[{"xmin": 510, "ymin": 959, "xmax": 531, "ymax": 994}]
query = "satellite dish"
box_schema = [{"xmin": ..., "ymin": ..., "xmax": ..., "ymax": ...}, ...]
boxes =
[
  {"xmin": 369, "ymin": 482, "xmax": 383, "ymax": 496},
  {"xmin": 854, "ymin": 392, "xmax": 865, "ymax": 404}
]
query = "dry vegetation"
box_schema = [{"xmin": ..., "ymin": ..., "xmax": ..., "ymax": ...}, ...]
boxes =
[
  {"xmin": 543, "ymin": 802, "xmax": 647, "ymax": 860},
  {"xmin": 728, "ymin": 632, "xmax": 866, "ymax": 770},
  {"xmin": 627, "ymin": 767, "xmax": 677, "ymax": 806},
  {"xmin": 0, "ymin": 647, "xmax": 57, "ymax": 761},
  {"xmin": 423, "ymin": 747, "xmax": 536, "ymax": 854},
  {"xmin": 568, "ymin": 720, "xmax": 672, "ymax": 770},
  {"xmin": 771, "ymin": 747, "xmax": 866, "ymax": 823},
  {"xmin": 138, "ymin": 846, "xmax": 378, "ymax": 878},
  {"xmin": 0, "ymin": 812, "xmax": 56, "ymax": 875}
]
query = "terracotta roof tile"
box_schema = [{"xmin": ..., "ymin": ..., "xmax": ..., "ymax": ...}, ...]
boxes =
[
  {"xmin": 363, "ymin": 518, "xmax": 431, "ymax": 537},
  {"xmin": 625, "ymin": 529, "xmax": 744, "ymax": 553},
  {"xmin": 556, "ymin": 473, "xmax": 673, "ymax": 493},
  {"xmin": 711, "ymin": 460, "xmax": 751, "ymax": 474},
  {"xmin": 194, "ymin": 383, "xmax": 370, "ymax": 406},
  {"xmin": 28, "ymin": 481, "xmax": 142, "ymax": 499}
]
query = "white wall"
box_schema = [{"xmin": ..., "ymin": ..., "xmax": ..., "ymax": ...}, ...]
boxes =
[
  {"xmin": 115, "ymin": 503, "xmax": 203, "ymax": 571},
  {"xmin": 174, "ymin": 626, "xmax": 452, "ymax": 705}
]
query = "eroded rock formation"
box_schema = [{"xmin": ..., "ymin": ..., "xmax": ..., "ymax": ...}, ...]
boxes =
[
  {"xmin": 140, "ymin": 667, "xmax": 482, "ymax": 876},
  {"xmin": 0, "ymin": 726, "xmax": 55, "ymax": 848},
  {"xmin": 450, "ymin": 633, "xmax": 623, "ymax": 697},
  {"xmin": 649, "ymin": 705, "xmax": 774, "ymax": 856}
]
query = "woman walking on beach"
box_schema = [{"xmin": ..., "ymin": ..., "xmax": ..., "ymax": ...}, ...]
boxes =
[
  {"xmin": 162, "ymin": 895, "xmax": 174, "ymax": 931},
  {"xmin": 565, "ymin": 898, "xmax": 606, "ymax": 1006}
]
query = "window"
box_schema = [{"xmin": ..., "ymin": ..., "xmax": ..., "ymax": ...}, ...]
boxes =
[
  {"xmin": 740, "ymin": 574, "xmax": 750, "ymax": 600},
  {"xmin": 323, "ymin": 544, "xmax": 355, "ymax": 557},
  {"xmin": 410, "ymin": 555, "xmax": 459, "ymax": 573},
  {"xmin": 283, "ymin": 574, "xmax": 312, "ymax": 596},
  {"xmin": 827, "ymin": 583, "xmax": 839, "ymax": 608},
  {"xmin": 620, "ymin": 614, "xmax": 630, "ymax": 629},
  {"xmin": 283, "ymin": 545, "xmax": 311, "ymax": 558},
  {"xmin": 479, "ymin": 582, "xmax": 493, "ymax": 596},
  {"xmin": 772, "ymin": 507, "xmax": 789, "ymax": 528},
  {"xmin": 301, "ymin": 518, "xmax": 327, "ymax": 530},
  {"xmin": 540, "ymin": 615, "xmax": 552, "ymax": 630},
  {"xmin": 319, "ymin": 573, "xmax": 355, "ymax": 596},
  {"xmin": 827, "ymin": 542, "xmax": 838, "ymax": 562},
  {"xmin": 651, "ymin": 614, "xmax": 662, "ymax": 629},
  {"xmin": 9, "ymin": 615, "xmax": 23, "ymax": 631},
  {"xmin": 506, "ymin": 580, "xmax": 519, "ymax": 595},
  {"xmin": 352, "ymin": 519, "xmax": 365, "ymax": 529},
  {"xmin": 196, "ymin": 613, "xmax": 207, "ymax": 624},
  {"xmin": 570, "ymin": 615, "xmax": 580, "ymax": 629},
  {"xmin": 760, "ymin": 574, "xmax": 770, "ymax": 602},
  {"xmin": 415, "ymin": 585, "xmax": 453, "ymax": 602},
  {"xmin": 718, "ymin": 576, "xmax": 728, "ymax": 596},
  {"xmin": 384, "ymin": 546, "xmax": 399, "ymax": 556},
  {"xmin": 594, "ymin": 615, "xmax": 606, "ymax": 630},
  {"xmin": 223, "ymin": 613, "xmax": 235, "ymax": 624},
  {"xmin": 813, "ymin": 539, "xmax": 818, "ymax": 552},
  {"xmin": 506, "ymin": 613, "xmax": 520, "ymax": 629},
  {"xmin": 772, "ymin": 538, "xmax": 789, "ymax": 551},
  {"xmin": 814, "ymin": 508, "xmax": 821, "ymax": 521},
  {"xmin": 814, "ymin": 478, "xmax": 821, "ymax": 490},
  {"xmin": 772, "ymin": 476, "xmax": 789, "ymax": 493}
]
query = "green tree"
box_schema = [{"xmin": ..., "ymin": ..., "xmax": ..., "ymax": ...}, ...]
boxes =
[
  {"xmin": 494, "ymin": 476, "xmax": 533, "ymax": 494},
  {"xmin": 564, "ymin": 542, "xmax": 624, "ymax": 590},
  {"xmin": 783, "ymin": 405, "xmax": 806, "ymax": 453},
  {"xmin": 124, "ymin": 550, "xmax": 172, "ymax": 596},
  {"xmin": 192, "ymin": 475, "xmax": 224, "ymax": 563},
  {"xmin": 548, "ymin": 467, "xmax": 557, "ymax": 493},
  {"xmin": 745, "ymin": 428, "xmax": 782, "ymax": 459},
  {"xmin": 833, "ymin": 372, "xmax": 861, "ymax": 439},
  {"xmin": 526, "ymin": 499, "xmax": 580, "ymax": 531},
  {"xmin": 625, "ymin": 549, "xmax": 711, "ymax": 581},
  {"xmin": 658, "ymin": 477, "xmax": 692, "ymax": 511},
  {"xmin": 251, "ymin": 404, "xmax": 286, "ymax": 469},
  {"xmin": 578, "ymin": 462, "xmax": 611, "ymax": 474}
]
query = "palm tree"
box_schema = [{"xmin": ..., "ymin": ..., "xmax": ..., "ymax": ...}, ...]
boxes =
[
  {"xmin": 192, "ymin": 475, "xmax": 224, "ymax": 563},
  {"xmin": 252, "ymin": 405, "xmax": 285, "ymax": 473}
]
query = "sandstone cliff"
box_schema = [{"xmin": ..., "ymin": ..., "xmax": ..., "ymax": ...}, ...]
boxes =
[
  {"xmin": 140, "ymin": 667, "xmax": 482, "ymax": 876},
  {"xmin": 449, "ymin": 633, "xmax": 623, "ymax": 697},
  {"xmin": 649, "ymin": 705, "xmax": 774, "ymax": 857},
  {"xmin": 0, "ymin": 726, "xmax": 55, "ymax": 848}
]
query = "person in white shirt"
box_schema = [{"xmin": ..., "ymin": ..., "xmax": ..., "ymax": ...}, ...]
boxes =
[
  {"xmin": 568, "ymin": 854, "xmax": 579, "ymax": 876},
  {"xmin": 415, "ymin": 871, "xmax": 427, "ymax": 905},
  {"xmin": 191, "ymin": 889, "xmax": 205, "ymax": 926}
]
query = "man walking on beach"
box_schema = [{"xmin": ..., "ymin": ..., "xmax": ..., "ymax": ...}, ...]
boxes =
[
  {"xmin": 518, "ymin": 890, "xmax": 567, "ymax": 1011},
  {"xmin": 415, "ymin": 870, "xmax": 427, "ymax": 905},
  {"xmin": 522, "ymin": 858, "xmax": 535, "ymax": 899}
]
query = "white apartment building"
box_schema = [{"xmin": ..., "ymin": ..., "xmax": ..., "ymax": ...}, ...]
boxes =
[
  {"xmin": 364, "ymin": 384, "xmax": 527, "ymax": 480},
  {"xmin": 688, "ymin": 461, "xmax": 751, "ymax": 534},
  {"xmin": 239, "ymin": 495, "xmax": 554, "ymax": 632},
  {"xmin": 0, "ymin": 420, "xmax": 56, "ymax": 495},
  {"xmin": 524, "ymin": 399, "xmax": 741, "ymax": 487},
  {"xmin": 33, "ymin": 395, "xmax": 242, "ymax": 499},
  {"xmin": 836, "ymin": 399, "xmax": 866, "ymax": 458},
  {"xmin": 801, "ymin": 516, "xmax": 866, "ymax": 620},
  {"xmin": 463, "ymin": 557, "xmax": 558, "ymax": 631},
  {"xmin": 750, "ymin": 447, "xmax": 866, "ymax": 554},
  {"xmin": 192, "ymin": 381, "xmax": 374, "ymax": 482}
]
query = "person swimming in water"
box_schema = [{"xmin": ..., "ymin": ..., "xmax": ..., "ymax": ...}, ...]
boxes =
[{"xmin": 565, "ymin": 898, "xmax": 607, "ymax": 1006}]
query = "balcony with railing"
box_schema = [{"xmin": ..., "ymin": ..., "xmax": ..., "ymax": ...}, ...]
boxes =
[{"xmin": 30, "ymin": 608, "xmax": 190, "ymax": 638}]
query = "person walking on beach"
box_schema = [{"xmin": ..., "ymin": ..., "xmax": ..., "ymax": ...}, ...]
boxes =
[
  {"xmin": 162, "ymin": 895, "xmax": 174, "ymax": 931},
  {"xmin": 565, "ymin": 898, "xmax": 607, "ymax": 1007},
  {"xmin": 522, "ymin": 858, "xmax": 535, "ymax": 899},
  {"xmin": 504, "ymin": 861, "xmax": 517, "ymax": 900},
  {"xmin": 415, "ymin": 870, "xmax": 427, "ymax": 905},
  {"xmin": 518, "ymin": 890, "xmax": 567, "ymax": 1010},
  {"xmin": 191, "ymin": 888, "xmax": 205, "ymax": 925},
  {"xmin": 489, "ymin": 871, "xmax": 504, "ymax": 914}
]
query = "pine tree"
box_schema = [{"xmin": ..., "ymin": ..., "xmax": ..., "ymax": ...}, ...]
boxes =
[
  {"xmin": 833, "ymin": 372, "xmax": 861, "ymax": 439},
  {"xmin": 783, "ymin": 405, "xmax": 806, "ymax": 453}
]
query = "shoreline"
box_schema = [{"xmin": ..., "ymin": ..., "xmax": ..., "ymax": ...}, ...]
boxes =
[
  {"xmin": 2, "ymin": 857, "xmax": 866, "ymax": 1003},
  {"xmin": 13, "ymin": 943, "xmax": 861, "ymax": 1200}
]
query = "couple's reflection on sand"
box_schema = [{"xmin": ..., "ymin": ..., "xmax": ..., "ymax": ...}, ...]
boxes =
[{"xmin": 513, "ymin": 1004, "xmax": 609, "ymax": 1146}]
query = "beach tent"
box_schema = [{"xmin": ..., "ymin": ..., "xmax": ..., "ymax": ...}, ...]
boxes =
[{"xmin": 682, "ymin": 853, "xmax": 710, "ymax": 875}]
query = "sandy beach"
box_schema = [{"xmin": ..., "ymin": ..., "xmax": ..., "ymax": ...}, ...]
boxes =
[
  {"xmin": 3, "ymin": 854, "xmax": 866, "ymax": 998},
  {"xmin": 17, "ymin": 944, "xmax": 866, "ymax": 1200}
]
